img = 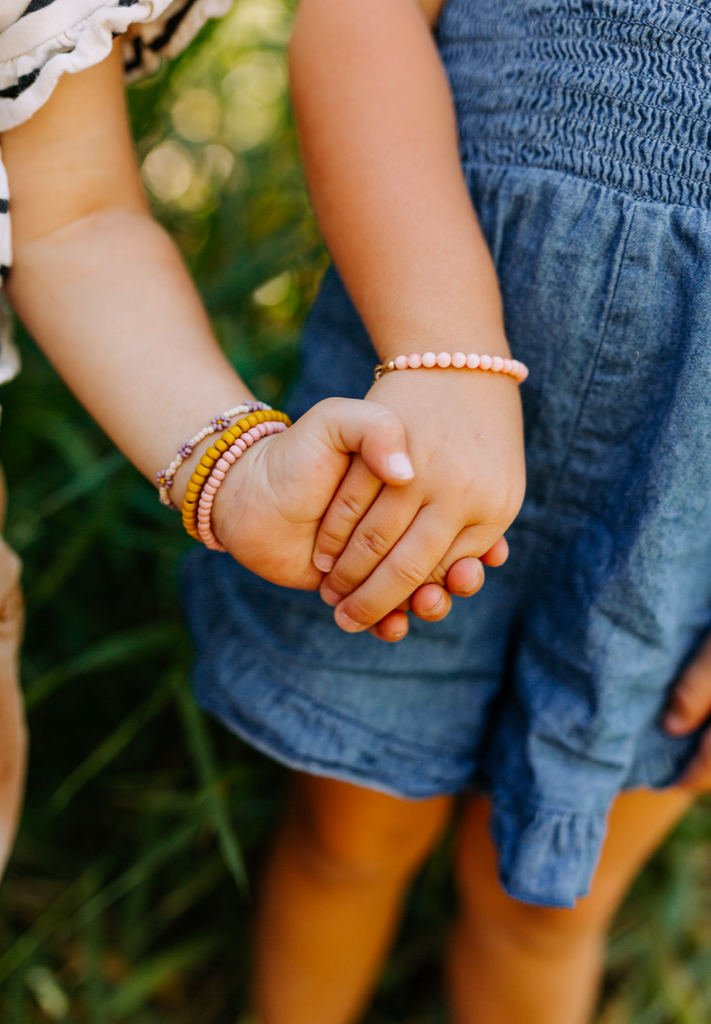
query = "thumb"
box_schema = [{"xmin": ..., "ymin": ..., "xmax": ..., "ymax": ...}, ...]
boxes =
[{"xmin": 304, "ymin": 397, "xmax": 415, "ymax": 486}]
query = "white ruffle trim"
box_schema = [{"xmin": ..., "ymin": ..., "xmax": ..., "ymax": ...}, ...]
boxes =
[{"xmin": 0, "ymin": 0, "xmax": 233, "ymax": 132}]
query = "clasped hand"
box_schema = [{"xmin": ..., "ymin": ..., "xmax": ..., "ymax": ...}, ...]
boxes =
[{"xmin": 211, "ymin": 365, "xmax": 526, "ymax": 641}]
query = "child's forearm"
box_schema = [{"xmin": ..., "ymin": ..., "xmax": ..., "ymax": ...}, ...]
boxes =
[
  {"xmin": 289, "ymin": 0, "xmax": 508, "ymax": 360},
  {"xmin": 6, "ymin": 210, "xmax": 253, "ymax": 483},
  {"xmin": 1, "ymin": 39, "xmax": 253, "ymax": 487}
]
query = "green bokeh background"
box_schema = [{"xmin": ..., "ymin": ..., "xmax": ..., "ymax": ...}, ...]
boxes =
[{"xmin": 2, "ymin": 2, "xmax": 711, "ymax": 1020}]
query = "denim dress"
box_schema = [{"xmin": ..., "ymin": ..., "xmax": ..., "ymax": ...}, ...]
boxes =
[{"xmin": 182, "ymin": 0, "xmax": 711, "ymax": 907}]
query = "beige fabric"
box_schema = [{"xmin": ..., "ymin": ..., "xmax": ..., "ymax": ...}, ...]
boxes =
[{"xmin": 0, "ymin": 478, "xmax": 25, "ymax": 878}]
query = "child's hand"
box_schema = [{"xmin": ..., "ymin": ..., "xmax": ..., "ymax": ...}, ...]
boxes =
[
  {"xmin": 209, "ymin": 398, "xmax": 416, "ymax": 591},
  {"xmin": 312, "ymin": 365, "xmax": 526, "ymax": 632}
]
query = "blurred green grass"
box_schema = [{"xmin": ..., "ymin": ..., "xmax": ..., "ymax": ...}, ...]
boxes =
[{"xmin": 2, "ymin": 1, "xmax": 711, "ymax": 1020}]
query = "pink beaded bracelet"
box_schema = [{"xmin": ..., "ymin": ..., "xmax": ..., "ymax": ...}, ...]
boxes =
[
  {"xmin": 196, "ymin": 419, "xmax": 288, "ymax": 551},
  {"xmin": 373, "ymin": 351, "xmax": 529, "ymax": 384}
]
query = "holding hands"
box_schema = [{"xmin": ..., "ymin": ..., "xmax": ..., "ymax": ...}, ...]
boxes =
[
  {"xmin": 204, "ymin": 357, "xmax": 525, "ymax": 643},
  {"xmin": 202, "ymin": 382, "xmax": 518, "ymax": 641}
]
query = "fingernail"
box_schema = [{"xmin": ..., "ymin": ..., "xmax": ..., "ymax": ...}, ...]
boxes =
[
  {"xmin": 456, "ymin": 572, "xmax": 481, "ymax": 594},
  {"xmin": 335, "ymin": 608, "xmax": 366, "ymax": 632},
  {"xmin": 314, "ymin": 554, "xmax": 335, "ymax": 572},
  {"xmin": 425, "ymin": 595, "xmax": 444, "ymax": 615},
  {"xmin": 320, "ymin": 586, "xmax": 341, "ymax": 607},
  {"xmin": 388, "ymin": 453, "xmax": 415, "ymax": 480}
]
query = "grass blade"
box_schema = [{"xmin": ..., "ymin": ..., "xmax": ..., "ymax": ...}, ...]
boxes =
[
  {"xmin": 176, "ymin": 681, "xmax": 248, "ymax": 894},
  {"xmin": 50, "ymin": 680, "xmax": 174, "ymax": 811},
  {"xmin": 24, "ymin": 623, "xmax": 180, "ymax": 711}
]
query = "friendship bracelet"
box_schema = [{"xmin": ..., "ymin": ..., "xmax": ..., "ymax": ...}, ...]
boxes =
[
  {"xmin": 156, "ymin": 400, "xmax": 271, "ymax": 508},
  {"xmin": 374, "ymin": 352, "xmax": 529, "ymax": 384},
  {"xmin": 196, "ymin": 420, "xmax": 289, "ymax": 550},
  {"xmin": 181, "ymin": 409, "xmax": 292, "ymax": 541}
]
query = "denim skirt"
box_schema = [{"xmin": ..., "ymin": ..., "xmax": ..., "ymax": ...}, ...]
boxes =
[{"xmin": 182, "ymin": 0, "xmax": 711, "ymax": 907}]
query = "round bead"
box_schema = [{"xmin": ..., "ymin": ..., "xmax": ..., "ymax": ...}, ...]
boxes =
[
  {"xmin": 422, "ymin": 351, "xmax": 437, "ymax": 368},
  {"xmin": 466, "ymin": 353, "xmax": 480, "ymax": 369},
  {"xmin": 246, "ymin": 414, "xmax": 258, "ymax": 427},
  {"xmin": 479, "ymin": 354, "xmax": 493, "ymax": 370},
  {"xmin": 203, "ymin": 484, "xmax": 217, "ymax": 495},
  {"xmin": 222, "ymin": 451, "xmax": 236, "ymax": 464},
  {"xmin": 452, "ymin": 352, "xmax": 466, "ymax": 368},
  {"xmin": 492, "ymin": 356, "xmax": 504, "ymax": 373},
  {"xmin": 205, "ymin": 446, "xmax": 221, "ymax": 461},
  {"xmin": 212, "ymin": 469, "xmax": 226, "ymax": 481},
  {"xmin": 195, "ymin": 464, "xmax": 210, "ymax": 477},
  {"xmin": 436, "ymin": 352, "xmax": 452, "ymax": 368},
  {"xmin": 503, "ymin": 359, "xmax": 512, "ymax": 374},
  {"xmin": 243, "ymin": 432, "xmax": 254, "ymax": 446},
  {"xmin": 214, "ymin": 439, "xmax": 229, "ymax": 452},
  {"xmin": 405, "ymin": 353, "xmax": 421, "ymax": 369},
  {"xmin": 394, "ymin": 355, "xmax": 409, "ymax": 370},
  {"xmin": 215, "ymin": 458, "xmax": 229, "ymax": 472}
]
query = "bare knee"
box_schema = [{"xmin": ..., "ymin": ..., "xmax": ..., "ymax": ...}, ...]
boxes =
[{"xmin": 282, "ymin": 774, "xmax": 452, "ymax": 886}]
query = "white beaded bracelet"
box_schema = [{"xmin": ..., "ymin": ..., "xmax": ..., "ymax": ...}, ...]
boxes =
[{"xmin": 374, "ymin": 351, "xmax": 529, "ymax": 384}]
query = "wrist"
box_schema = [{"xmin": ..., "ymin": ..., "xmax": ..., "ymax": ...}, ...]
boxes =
[{"xmin": 374, "ymin": 323, "xmax": 511, "ymax": 367}]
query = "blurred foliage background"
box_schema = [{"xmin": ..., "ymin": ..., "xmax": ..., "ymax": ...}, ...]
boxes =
[{"xmin": 2, "ymin": 1, "xmax": 711, "ymax": 1020}]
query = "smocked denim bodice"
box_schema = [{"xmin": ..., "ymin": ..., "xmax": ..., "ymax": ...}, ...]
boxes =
[{"xmin": 439, "ymin": 0, "xmax": 711, "ymax": 207}]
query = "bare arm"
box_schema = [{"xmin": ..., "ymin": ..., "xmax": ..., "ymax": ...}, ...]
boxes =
[
  {"xmin": 289, "ymin": 0, "xmax": 525, "ymax": 631},
  {"xmin": 2, "ymin": 41, "xmax": 252, "ymax": 484},
  {"xmin": 289, "ymin": 0, "xmax": 506, "ymax": 362}
]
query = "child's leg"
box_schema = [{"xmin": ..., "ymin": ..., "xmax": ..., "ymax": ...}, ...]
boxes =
[
  {"xmin": 448, "ymin": 787, "xmax": 693, "ymax": 1024},
  {"xmin": 254, "ymin": 772, "xmax": 453, "ymax": 1024}
]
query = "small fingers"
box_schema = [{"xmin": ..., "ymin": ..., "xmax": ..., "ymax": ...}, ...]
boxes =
[
  {"xmin": 444, "ymin": 557, "xmax": 485, "ymax": 597},
  {"xmin": 320, "ymin": 489, "xmax": 420, "ymax": 607},
  {"xmin": 410, "ymin": 584, "xmax": 452, "ymax": 622},
  {"xmin": 313, "ymin": 456, "xmax": 382, "ymax": 572},
  {"xmin": 665, "ymin": 634, "xmax": 711, "ymax": 735},
  {"xmin": 419, "ymin": 524, "xmax": 502, "ymax": 594},
  {"xmin": 332, "ymin": 507, "xmax": 457, "ymax": 632},
  {"xmin": 368, "ymin": 609, "xmax": 410, "ymax": 643}
]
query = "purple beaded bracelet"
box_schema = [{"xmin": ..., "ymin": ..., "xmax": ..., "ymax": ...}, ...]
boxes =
[{"xmin": 156, "ymin": 400, "xmax": 270, "ymax": 508}]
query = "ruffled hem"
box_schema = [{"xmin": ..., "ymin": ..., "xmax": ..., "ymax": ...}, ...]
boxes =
[
  {"xmin": 0, "ymin": 0, "xmax": 233, "ymax": 133},
  {"xmin": 490, "ymin": 798, "xmax": 609, "ymax": 908}
]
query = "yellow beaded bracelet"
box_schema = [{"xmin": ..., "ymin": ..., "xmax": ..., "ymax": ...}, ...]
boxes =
[{"xmin": 181, "ymin": 410, "xmax": 291, "ymax": 540}]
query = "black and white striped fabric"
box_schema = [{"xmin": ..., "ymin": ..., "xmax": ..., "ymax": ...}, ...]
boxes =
[{"xmin": 0, "ymin": 0, "xmax": 232, "ymax": 383}]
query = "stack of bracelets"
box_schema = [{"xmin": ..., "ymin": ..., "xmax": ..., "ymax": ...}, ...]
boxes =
[
  {"xmin": 156, "ymin": 350, "xmax": 528, "ymax": 550},
  {"xmin": 156, "ymin": 404, "xmax": 291, "ymax": 550}
]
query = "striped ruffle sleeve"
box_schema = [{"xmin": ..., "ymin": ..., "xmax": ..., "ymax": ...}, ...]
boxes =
[{"xmin": 0, "ymin": 0, "xmax": 233, "ymax": 383}]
